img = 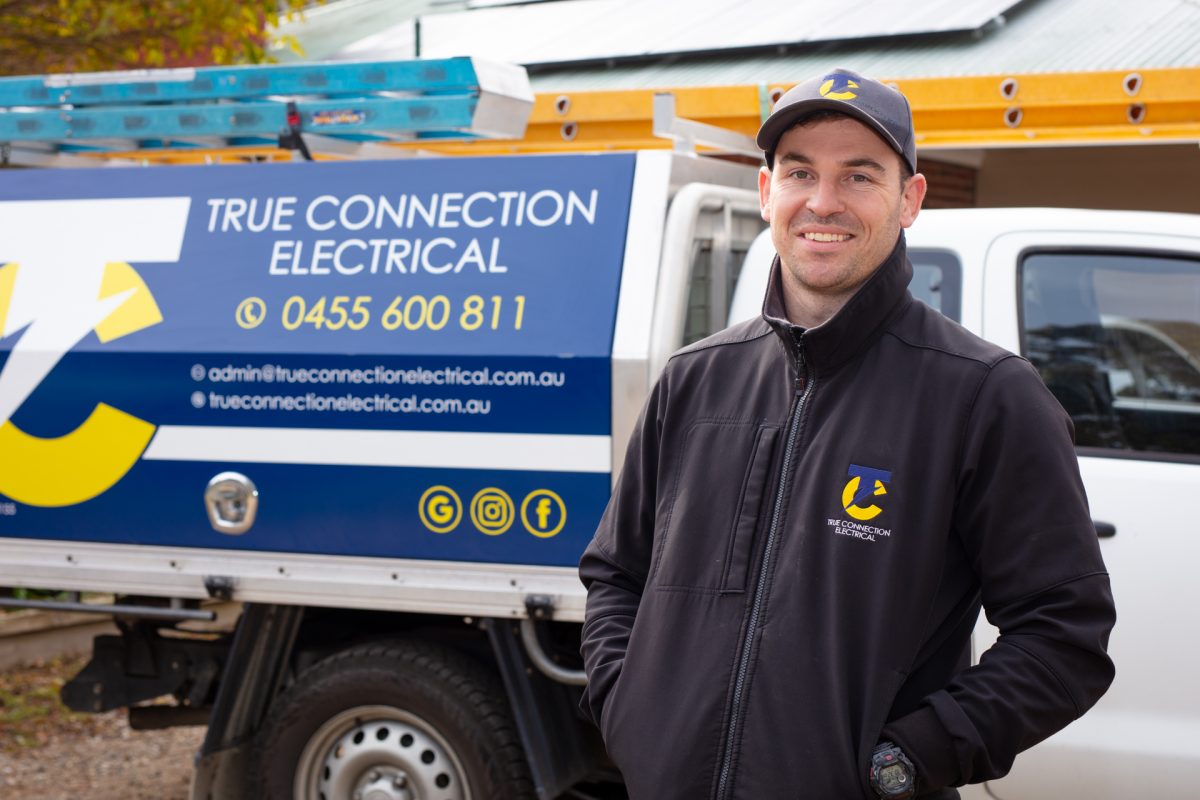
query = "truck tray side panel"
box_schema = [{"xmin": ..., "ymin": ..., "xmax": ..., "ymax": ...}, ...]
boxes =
[{"xmin": 0, "ymin": 154, "xmax": 636, "ymax": 569}]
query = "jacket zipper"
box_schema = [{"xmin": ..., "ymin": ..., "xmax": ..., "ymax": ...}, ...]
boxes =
[{"xmin": 714, "ymin": 330, "xmax": 813, "ymax": 800}]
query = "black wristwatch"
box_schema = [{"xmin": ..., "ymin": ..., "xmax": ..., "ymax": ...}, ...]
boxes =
[{"xmin": 869, "ymin": 740, "xmax": 917, "ymax": 799}]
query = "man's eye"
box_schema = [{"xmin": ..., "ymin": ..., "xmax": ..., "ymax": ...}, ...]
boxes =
[
  {"xmin": 849, "ymin": 174, "xmax": 870, "ymax": 183},
  {"xmin": 789, "ymin": 170, "xmax": 812, "ymax": 180}
]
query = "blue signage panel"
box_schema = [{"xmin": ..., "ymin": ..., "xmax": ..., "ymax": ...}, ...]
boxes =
[
  {"xmin": 0, "ymin": 154, "xmax": 636, "ymax": 566},
  {"xmin": 0, "ymin": 155, "xmax": 633, "ymax": 357}
]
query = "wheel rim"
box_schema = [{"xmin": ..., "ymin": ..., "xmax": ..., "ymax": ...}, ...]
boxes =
[{"xmin": 294, "ymin": 704, "xmax": 471, "ymax": 800}]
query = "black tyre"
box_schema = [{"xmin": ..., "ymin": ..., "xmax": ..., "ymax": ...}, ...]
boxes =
[{"xmin": 253, "ymin": 639, "xmax": 534, "ymax": 800}]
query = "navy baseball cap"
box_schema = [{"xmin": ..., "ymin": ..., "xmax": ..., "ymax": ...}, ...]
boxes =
[{"xmin": 757, "ymin": 68, "xmax": 917, "ymax": 174}]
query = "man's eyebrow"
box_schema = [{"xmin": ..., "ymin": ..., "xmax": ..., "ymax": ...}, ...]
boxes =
[
  {"xmin": 775, "ymin": 153, "xmax": 889, "ymax": 173},
  {"xmin": 775, "ymin": 152, "xmax": 812, "ymax": 166},
  {"xmin": 844, "ymin": 158, "xmax": 888, "ymax": 173}
]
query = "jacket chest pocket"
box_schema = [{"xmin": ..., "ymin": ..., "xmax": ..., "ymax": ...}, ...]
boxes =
[{"xmin": 652, "ymin": 421, "xmax": 780, "ymax": 592}]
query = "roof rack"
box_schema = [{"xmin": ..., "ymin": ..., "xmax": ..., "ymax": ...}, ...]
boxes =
[
  {"xmin": 3, "ymin": 64, "xmax": 1196, "ymax": 166},
  {"xmin": 378, "ymin": 67, "xmax": 1200, "ymax": 157}
]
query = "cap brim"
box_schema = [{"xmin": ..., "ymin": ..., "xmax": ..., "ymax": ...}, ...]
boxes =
[{"xmin": 757, "ymin": 98, "xmax": 907, "ymax": 169}]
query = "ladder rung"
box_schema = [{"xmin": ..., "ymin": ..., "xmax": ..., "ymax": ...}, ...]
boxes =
[
  {"xmin": 0, "ymin": 58, "xmax": 533, "ymax": 153},
  {"xmin": 0, "ymin": 59, "xmax": 488, "ymax": 108},
  {"xmin": 0, "ymin": 95, "xmax": 480, "ymax": 142}
]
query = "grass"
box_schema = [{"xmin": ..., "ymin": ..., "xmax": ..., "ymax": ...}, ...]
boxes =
[{"xmin": 0, "ymin": 655, "xmax": 101, "ymax": 753}]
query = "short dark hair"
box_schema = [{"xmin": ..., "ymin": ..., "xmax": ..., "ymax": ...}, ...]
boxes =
[{"xmin": 765, "ymin": 109, "xmax": 915, "ymax": 185}]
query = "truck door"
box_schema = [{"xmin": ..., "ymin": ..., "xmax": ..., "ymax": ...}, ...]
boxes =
[{"xmin": 978, "ymin": 229, "xmax": 1200, "ymax": 799}]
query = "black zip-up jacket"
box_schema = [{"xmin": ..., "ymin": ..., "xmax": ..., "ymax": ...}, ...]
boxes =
[{"xmin": 579, "ymin": 235, "xmax": 1115, "ymax": 799}]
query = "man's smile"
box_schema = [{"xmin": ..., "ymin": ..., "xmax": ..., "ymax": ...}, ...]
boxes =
[{"xmin": 801, "ymin": 231, "xmax": 854, "ymax": 243}]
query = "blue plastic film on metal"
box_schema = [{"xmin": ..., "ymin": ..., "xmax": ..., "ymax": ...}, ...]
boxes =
[
  {"xmin": 0, "ymin": 59, "xmax": 486, "ymax": 108},
  {"xmin": 0, "ymin": 95, "xmax": 480, "ymax": 141}
]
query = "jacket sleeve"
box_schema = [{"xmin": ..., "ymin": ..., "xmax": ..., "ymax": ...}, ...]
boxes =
[
  {"xmin": 577, "ymin": 373, "xmax": 667, "ymax": 727},
  {"xmin": 882, "ymin": 355, "xmax": 1116, "ymax": 790}
]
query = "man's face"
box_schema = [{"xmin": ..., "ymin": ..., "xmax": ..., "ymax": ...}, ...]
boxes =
[{"xmin": 759, "ymin": 115, "xmax": 926, "ymax": 310}]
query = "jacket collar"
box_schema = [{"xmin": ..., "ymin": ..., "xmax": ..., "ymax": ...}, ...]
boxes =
[{"xmin": 761, "ymin": 233, "xmax": 914, "ymax": 377}]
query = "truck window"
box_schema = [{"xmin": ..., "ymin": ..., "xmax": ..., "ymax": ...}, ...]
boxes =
[
  {"xmin": 1020, "ymin": 251, "xmax": 1200, "ymax": 458},
  {"xmin": 907, "ymin": 249, "xmax": 962, "ymax": 322},
  {"xmin": 683, "ymin": 207, "xmax": 766, "ymax": 345}
]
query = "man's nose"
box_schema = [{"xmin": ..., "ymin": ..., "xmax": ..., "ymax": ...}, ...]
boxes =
[{"xmin": 805, "ymin": 178, "xmax": 844, "ymax": 218}]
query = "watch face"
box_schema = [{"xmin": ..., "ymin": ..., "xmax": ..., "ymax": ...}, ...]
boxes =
[{"xmin": 879, "ymin": 762, "xmax": 910, "ymax": 791}]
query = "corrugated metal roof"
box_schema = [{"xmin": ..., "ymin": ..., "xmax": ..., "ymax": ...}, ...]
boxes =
[
  {"xmin": 413, "ymin": 0, "xmax": 1022, "ymax": 66},
  {"xmin": 522, "ymin": 0, "xmax": 1200, "ymax": 88},
  {"xmin": 270, "ymin": 0, "xmax": 454, "ymax": 63},
  {"xmin": 282, "ymin": 0, "xmax": 1200, "ymax": 90}
]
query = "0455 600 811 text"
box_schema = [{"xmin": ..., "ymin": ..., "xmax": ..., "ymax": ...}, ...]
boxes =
[{"xmin": 233, "ymin": 294, "xmax": 526, "ymax": 332}]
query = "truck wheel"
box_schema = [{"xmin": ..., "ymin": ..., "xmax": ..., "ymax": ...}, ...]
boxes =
[{"xmin": 253, "ymin": 639, "xmax": 534, "ymax": 800}]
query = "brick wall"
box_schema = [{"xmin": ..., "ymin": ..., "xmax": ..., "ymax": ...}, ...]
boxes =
[{"xmin": 918, "ymin": 158, "xmax": 977, "ymax": 208}]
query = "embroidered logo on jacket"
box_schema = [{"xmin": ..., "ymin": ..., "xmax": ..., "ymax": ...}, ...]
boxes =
[
  {"xmin": 827, "ymin": 464, "xmax": 893, "ymax": 543},
  {"xmin": 841, "ymin": 464, "xmax": 891, "ymax": 521}
]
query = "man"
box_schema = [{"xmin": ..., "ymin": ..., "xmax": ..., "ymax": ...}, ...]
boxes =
[{"xmin": 578, "ymin": 68, "xmax": 1115, "ymax": 799}]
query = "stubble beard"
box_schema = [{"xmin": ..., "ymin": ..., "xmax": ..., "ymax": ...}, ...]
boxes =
[{"xmin": 773, "ymin": 212, "xmax": 904, "ymax": 327}]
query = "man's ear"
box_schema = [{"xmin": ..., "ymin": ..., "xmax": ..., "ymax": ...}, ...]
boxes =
[
  {"xmin": 900, "ymin": 172, "xmax": 927, "ymax": 228},
  {"xmin": 758, "ymin": 165, "xmax": 772, "ymax": 223}
]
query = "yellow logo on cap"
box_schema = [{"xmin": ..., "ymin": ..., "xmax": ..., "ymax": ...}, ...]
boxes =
[{"xmin": 819, "ymin": 77, "xmax": 859, "ymax": 101}]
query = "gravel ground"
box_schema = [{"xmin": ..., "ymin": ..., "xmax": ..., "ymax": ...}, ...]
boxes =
[{"xmin": 0, "ymin": 655, "xmax": 205, "ymax": 799}]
